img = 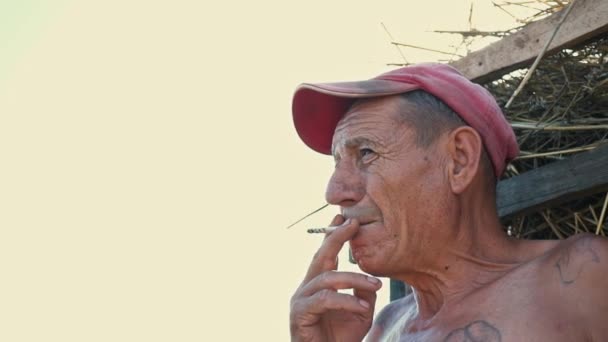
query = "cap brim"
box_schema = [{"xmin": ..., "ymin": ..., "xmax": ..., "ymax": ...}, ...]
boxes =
[{"xmin": 292, "ymin": 79, "xmax": 419, "ymax": 154}]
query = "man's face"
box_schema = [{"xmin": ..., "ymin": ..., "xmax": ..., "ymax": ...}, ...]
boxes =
[{"xmin": 327, "ymin": 95, "xmax": 451, "ymax": 276}]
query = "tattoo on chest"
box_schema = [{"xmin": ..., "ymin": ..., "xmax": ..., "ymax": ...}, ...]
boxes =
[
  {"xmin": 443, "ymin": 320, "xmax": 501, "ymax": 342},
  {"xmin": 555, "ymin": 237, "xmax": 600, "ymax": 285}
]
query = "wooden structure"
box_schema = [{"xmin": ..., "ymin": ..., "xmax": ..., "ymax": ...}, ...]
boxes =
[
  {"xmin": 391, "ymin": 0, "xmax": 608, "ymax": 301},
  {"xmin": 451, "ymin": 0, "xmax": 608, "ymax": 83}
]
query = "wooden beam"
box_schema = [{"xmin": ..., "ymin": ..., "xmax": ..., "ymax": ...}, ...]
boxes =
[
  {"xmin": 497, "ymin": 143, "xmax": 608, "ymax": 219},
  {"xmin": 450, "ymin": 0, "xmax": 608, "ymax": 83}
]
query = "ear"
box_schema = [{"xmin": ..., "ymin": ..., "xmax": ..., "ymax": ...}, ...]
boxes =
[{"xmin": 445, "ymin": 126, "xmax": 482, "ymax": 194}]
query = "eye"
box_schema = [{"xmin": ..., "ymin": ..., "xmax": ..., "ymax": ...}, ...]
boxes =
[
  {"xmin": 360, "ymin": 148, "xmax": 374, "ymax": 157},
  {"xmin": 359, "ymin": 148, "xmax": 377, "ymax": 162}
]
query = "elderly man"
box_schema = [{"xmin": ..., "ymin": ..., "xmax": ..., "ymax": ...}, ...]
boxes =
[{"xmin": 289, "ymin": 63, "xmax": 608, "ymax": 341}]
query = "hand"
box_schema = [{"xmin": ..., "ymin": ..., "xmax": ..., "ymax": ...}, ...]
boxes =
[{"xmin": 290, "ymin": 215, "xmax": 382, "ymax": 342}]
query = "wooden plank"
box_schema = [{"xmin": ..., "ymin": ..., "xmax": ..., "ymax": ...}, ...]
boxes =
[
  {"xmin": 497, "ymin": 143, "xmax": 608, "ymax": 219},
  {"xmin": 450, "ymin": 0, "xmax": 608, "ymax": 83}
]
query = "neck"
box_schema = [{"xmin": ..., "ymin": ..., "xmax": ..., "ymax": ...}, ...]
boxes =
[{"xmin": 392, "ymin": 193, "xmax": 538, "ymax": 322}]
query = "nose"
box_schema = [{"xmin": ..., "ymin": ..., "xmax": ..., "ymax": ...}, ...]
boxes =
[{"xmin": 325, "ymin": 161, "xmax": 365, "ymax": 207}]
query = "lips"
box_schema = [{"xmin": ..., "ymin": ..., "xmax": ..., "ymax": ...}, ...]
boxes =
[
  {"xmin": 343, "ymin": 216, "xmax": 377, "ymax": 227},
  {"xmin": 349, "ymin": 220, "xmax": 379, "ymax": 246},
  {"xmin": 342, "ymin": 206, "xmax": 381, "ymax": 225},
  {"xmin": 358, "ymin": 220, "xmax": 376, "ymax": 227}
]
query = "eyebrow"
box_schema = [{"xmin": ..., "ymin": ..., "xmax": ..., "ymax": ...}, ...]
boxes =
[{"xmin": 332, "ymin": 136, "xmax": 379, "ymax": 156}]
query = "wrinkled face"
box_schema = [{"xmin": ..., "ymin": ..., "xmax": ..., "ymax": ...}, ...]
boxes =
[{"xmin": 326, "ymin": 95, "xmax": 450, "ymax": 276}]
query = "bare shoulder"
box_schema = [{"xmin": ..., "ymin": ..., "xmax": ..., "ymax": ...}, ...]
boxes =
[
  {"xmin": 511, "ymin": 234, "xmax": 607, "ymax": 284},
  {"xmin": 548, "ymin": 233, "xmax": 607, "ymax": 286},
  {"xmin": 366, "ymin": 294, "xmax": 415, "ymax": 341},
  {"xmin": 542, "ymin": 234, "xmax": 608, "ymax": 339}
]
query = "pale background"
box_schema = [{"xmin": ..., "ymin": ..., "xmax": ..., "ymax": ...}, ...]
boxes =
[{"xmin": 0, "ymin": 1, "xmax": 531, "ymax": 341}]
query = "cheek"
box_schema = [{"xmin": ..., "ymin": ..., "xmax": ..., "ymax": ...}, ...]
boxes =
[
  {"xmin": 369, "ymin": 175, "xmax": 435, "ymax": 259},
  {"xmin": 375, "ymin": 178, "xmax": 415, "ymax": 232}
]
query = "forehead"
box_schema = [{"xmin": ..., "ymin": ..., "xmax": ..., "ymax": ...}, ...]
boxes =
[{"xmin": 332, "ymin": 95, "xmax": 411, "ymax": 150}]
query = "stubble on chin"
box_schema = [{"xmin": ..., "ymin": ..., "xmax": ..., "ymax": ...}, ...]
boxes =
[{"xmin": 355, "ymin": 238, "xmax": 399, "ymax": 276}]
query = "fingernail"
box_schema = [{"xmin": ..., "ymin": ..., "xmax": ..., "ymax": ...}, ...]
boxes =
[
  {"xmin": 359, "ymin": 299, "xmax": 370, "ymax": 309},
  {"xmin": 367, "ymin": 276, "xmax": 380, "ymax": 284}
]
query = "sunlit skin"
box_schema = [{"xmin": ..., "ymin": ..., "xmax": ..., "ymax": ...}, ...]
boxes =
[
  {"xmin": 329, "ymin": 96, "xmax": 456, "ymax": 280},
  {"xmin": 329, "ymin": 96, "xmax": 547, "ymax": 320},
  {"xmin": 290, "ymin": 95, "xmax": 608, "ymax": 342}
]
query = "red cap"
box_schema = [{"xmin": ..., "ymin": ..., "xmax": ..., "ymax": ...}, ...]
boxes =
[{"xmin": 292, "ymin": 63, "xmax": 519, "ymax": 177}]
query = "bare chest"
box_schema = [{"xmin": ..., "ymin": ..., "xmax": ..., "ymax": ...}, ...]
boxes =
[
  {"xmin": 377, "ymin": 286, "xmax": 587, "ymax": 342},
  {"xmin": 386, "ymin": 312, "xmax": 585, "ymax": 342}
]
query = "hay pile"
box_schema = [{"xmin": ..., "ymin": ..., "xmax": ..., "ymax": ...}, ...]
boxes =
[{"xmin": 481, "ymin": 5, "xmax": 608, "ymax": 240}]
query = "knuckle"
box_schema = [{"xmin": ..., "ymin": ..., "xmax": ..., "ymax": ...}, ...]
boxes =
[
  {"xmin": 317, "ymin": 271, "xmax": 331, "ymax": 285},
  {"xmin": 312, "ymin": 251, "xmax": 336, "ymax": 270},
  {"xmin": 290, "ymin": 287, "xmax": 306, "ymax": 305},
  {"xmin": 322, "ymin": 257, "xmax": 337, "ymax": 270},
  {"xmin": 316, "ymin": 289, "xmax": 333, "ymax": 304},
  {"xmin": 290, "ymin": 298, "xmax": 309, "ymax": 318}
]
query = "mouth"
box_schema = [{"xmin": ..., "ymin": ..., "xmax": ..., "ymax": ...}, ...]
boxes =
[
  {"xmin": 342, "ymin": 215, "xmax": 377, "ymax": 227},
  {"xmin": 347, "ymin": 222, "xmax": 377, "ymax": 265},
  {"xmin": 341, "ymin": 209, "xmax": 382, "ymax": 243},
  {"xmin": 350, "ymin": 218, "xmax": 379, "ymax": 230},
  {"xmin": 342, "ymin": 206, "xmax": 380, "ymax": 227},
  {"xmin": 346, "ymin": 219, "xmax": 385, "ymax": 267},
  {"xmin": 349, "ymin": 220, "xmax": 380, "ymax": 244}
]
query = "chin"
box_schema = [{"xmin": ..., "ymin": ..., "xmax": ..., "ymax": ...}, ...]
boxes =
[
  {"xmin": 359, "ymin": 261, "xmax": 390, "ymax": 278},
  {"xmin": 350, "ymin": 232, "xmax": 397, "ymax": 276},
  {"xmin": 353, "ymin": 249, "xmax": 391, "ymax": 277}
]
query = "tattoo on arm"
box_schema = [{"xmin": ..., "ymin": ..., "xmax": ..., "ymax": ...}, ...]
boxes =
[
  {"xmin": 555, "ymin": 237, "xmax": 600, "ymax": 285},
  {"xmin": 443, "ymin": 320, "xmax": 501, "ymax": 342}
]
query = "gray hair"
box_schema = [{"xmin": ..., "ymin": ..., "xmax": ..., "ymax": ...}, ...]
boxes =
[
  {"xmin": 396, "ymin": 90, "xmax": 496, "ymax": 187},
  {"xmin": 396, "ymin": 90, "xmax": 466, "ymax": 147}
]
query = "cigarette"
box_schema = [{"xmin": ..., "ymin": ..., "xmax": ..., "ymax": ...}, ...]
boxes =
[{"xmin": 307, "ymin": 227, "xmax": 337, "ymax": 234}]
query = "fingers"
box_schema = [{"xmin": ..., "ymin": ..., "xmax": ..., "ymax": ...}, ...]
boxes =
[
  {"xmin": 354, "ymin": 288, "xmax": 378, "ymax": 315},
  {"xmin": 297, "ymin": 290, "xmax": 371, "ymax": 316},
  {"xmin": 302, "ymin": 216, "xmax": 360, "ymax": 284},
  {"xmin": 300, "ymin": 271, "xmax": 382, "ymax": 297},
  {"xmin": 328, "ymin": 214, "xmax": 346, "ymax": 228},
  {"xmin": 290, "ymin": 272, "xmax": 381, "ymax": 329},
  {"xmin": 291, "ymin": 290, "xmax": 371, "ymax": 324},
  {"xmin": 290, "ymin": 214, "xmax": 380, "ymax": 337}
]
